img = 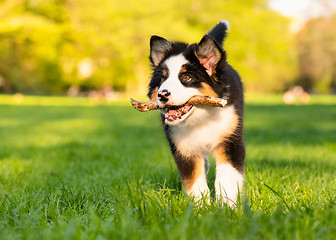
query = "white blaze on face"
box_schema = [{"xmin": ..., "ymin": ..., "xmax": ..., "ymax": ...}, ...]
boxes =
[{"xmin": 157, "ymin": 54, "xmax": 201, "ymax": 108}]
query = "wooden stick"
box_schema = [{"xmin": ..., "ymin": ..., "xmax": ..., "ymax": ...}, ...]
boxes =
[
  {"xmin": 130, "ymin": 95, "xmax": 227, "ymax": 112},
  {"xmin": 130, "ymin": 98, "xmax": 159, "ymax": 112},
  {"xmin": 187, "ymin": 95, "xmax": 227, "ymax": 108}
]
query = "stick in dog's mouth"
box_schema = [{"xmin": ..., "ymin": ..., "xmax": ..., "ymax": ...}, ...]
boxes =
[{"xmin": 130, "ymin": 95, "xmax": 228, "ymax": 112}]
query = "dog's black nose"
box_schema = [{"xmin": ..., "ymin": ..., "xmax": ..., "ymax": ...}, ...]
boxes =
[{"xmin": 158, "ymin": 89, "xmax": 171, "ymax": 103}]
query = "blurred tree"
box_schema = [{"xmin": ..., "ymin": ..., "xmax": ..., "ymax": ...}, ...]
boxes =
[
  {"xmin": 64, "ymin": 0, "xmax": 298, "ymax": 93},
  {"xmin": 0, "ymin": 0, "xmax": 70, "ymax": 94},
  {"xmin": 296, "ymin": 14, "xmax": 336, "ymax": 93},
  {"xmin": 0, "ymin": 0, "xmax": 299, "ymax": 94}
]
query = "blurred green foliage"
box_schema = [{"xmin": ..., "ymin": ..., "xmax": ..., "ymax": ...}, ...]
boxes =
[
  {"xmin": 296, "ymin": 14, "xmax": 336, "ymax": 93},
  {"xmin": 0, "ymin": 0, "xmax": 334, "ymax": 94}
]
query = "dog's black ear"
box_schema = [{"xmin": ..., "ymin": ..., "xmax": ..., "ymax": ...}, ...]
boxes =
[
  {"xmin": 195, "ymin": 35, "xmax": 222, "ymax": 76},
  {"xmin": 207, "ymin": 20, "xmax": 229, "ymax": 48},
  {"xmin": 150, "ymin": 36, "xmax": 172, "ymax": 67}
]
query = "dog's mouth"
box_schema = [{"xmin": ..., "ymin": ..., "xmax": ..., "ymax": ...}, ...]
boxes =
[{"xmin": 163, "ymin": 103, "xmax": 194, "ymax": 124}]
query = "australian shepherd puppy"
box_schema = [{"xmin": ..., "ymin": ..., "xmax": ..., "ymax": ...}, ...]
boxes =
[{"xmin": 147, "ymin": 20, "xmax": 245, "ymax": 207}]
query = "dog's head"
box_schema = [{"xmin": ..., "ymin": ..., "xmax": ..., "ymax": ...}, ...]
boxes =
[{"xmin": 147, "ymin": 21, "xmax": 230, "ymax": 125}]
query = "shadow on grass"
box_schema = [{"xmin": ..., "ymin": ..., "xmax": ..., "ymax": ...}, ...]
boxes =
[
  {"xmin": 245, "ymin": 104, "xmax": 336, "ymax": 143},
  {"xmin": 1, "ymin": 103, "xmax": 335, "ymax": 192},
  {"xmin": 146, "ymin": 103, "xmax": 336, "ymax": 193}
]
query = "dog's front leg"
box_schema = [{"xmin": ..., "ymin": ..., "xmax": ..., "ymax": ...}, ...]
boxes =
[
  {"xmin": 173, "ymin": 153, "xmax": 210, "ymax": 202},
  {"xmin": 213, "ymin": 143, "xmax": 244, "ymax": 208}
]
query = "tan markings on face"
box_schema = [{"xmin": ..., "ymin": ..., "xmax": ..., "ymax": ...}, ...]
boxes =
[
  {"xmin": 199, "ymin": 82, "xmax": 218, "ymax": 97},
  {"xmin": 150, "ymin": 87, "xmax": 158, "ymax": 101},
  {"xmin": 179, "ymin": 65, "xmax": 187, "ymax": 74},
  {"xmin": 162, "ymin": 69, "xmax": 168, "ymax": 78},
  {"xmin": 180, "ymin": 156, "xmax": 203, "ymax": 192}
]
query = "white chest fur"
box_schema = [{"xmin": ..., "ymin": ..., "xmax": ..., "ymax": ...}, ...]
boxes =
[{"xmin": 170, "ymin": 105, "xmax": 238, "ymax": 157}]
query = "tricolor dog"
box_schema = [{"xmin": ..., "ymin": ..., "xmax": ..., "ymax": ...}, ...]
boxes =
[{"xmin": 147, "ymin": 20, "xmax": 245, "ymax": 207}]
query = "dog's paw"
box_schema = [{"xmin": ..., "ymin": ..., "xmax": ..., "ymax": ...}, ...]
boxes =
[
  {"xmin": 215, "ymin": 163, "xmax": 243, "ymax": 208},
  {"xmin": 186, "ymin": 176, "xmax": 210, "ymax": 204}
]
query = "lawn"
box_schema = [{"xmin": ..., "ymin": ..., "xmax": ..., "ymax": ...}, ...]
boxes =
[{"xmin": 0, "ymin": 94, "xmax": 335, "ymax": 239}]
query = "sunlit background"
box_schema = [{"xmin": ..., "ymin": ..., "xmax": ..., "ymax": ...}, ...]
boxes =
[{"xmin": 0, "ymin": 0, "xmax": 335, "ymax": 96}]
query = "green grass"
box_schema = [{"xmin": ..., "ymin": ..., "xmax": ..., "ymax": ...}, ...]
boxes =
[{"xmin": 0, "ymin": 94, "xmax": 335, "ymax": 239}]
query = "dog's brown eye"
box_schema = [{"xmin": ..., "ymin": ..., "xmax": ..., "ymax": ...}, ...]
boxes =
[
  {"xmin": 183, "ymin": 75, "xmax": 191, "ymax": 82},
  {"xmin": 161, "ymin": 78, "xmax": 165, "ymax": 83}
]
